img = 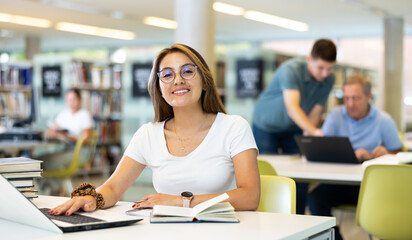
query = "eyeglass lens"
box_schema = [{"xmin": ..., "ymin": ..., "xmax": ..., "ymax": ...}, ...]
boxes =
[{"xmin": 159, "ymin": 64, "xmax": 197, "ymax": 83}]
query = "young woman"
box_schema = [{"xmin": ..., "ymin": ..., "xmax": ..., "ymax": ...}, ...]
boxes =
[
  {"xmin": 49, "ymin": 44, "xmax": 260, "ymax": 216},
  {"xmin": 45, "ymin": 88, "xmax": 92, "ymax": 143}
]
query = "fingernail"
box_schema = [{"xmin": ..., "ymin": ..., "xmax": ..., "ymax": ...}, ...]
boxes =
[
  {"xmin": 65, "ymin": 212, "xmax": 70, "ymax": 216},
  {"xmin": 133, "ymin": 204, "xmax": 140, "ymax": 208},
  {"xmin": 132, "ymin": 204, "xmax": 136, "ymax": 208}
]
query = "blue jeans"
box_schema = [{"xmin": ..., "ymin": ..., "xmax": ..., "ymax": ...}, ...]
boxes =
[
  {"xmin": 252, "ymin": 124, "xmax": 308, "ymax": 214},
  {"xmin": 308, "ymin": 184, "xmax": 360, "ymax": 240}
]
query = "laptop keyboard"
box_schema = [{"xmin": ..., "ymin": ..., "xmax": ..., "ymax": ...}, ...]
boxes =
[{"xmin": 40, "ymin": 208, "xmax": 105, "ymax": 224}]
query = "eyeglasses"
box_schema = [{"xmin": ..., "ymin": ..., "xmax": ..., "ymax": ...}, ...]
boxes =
[{"xmin": 157, "ymin": 64, "xmax": 198, "ymax": 83}]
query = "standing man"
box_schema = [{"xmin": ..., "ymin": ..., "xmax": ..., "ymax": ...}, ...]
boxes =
[
  {"xmin": 308, "ymin": 74, "xmax": 402, "ymax": 240},
  {"xmin": 252, "ymin": 39, "xmax": 337, "ymax": 214}
]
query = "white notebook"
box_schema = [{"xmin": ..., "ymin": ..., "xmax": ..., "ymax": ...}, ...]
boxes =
[{"xmin": 362, "ymin": 152, "xmax": 412, "ymax": 169}]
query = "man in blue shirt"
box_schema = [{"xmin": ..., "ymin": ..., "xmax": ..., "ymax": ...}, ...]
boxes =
[
  {"xmin": 308, "ymin": 74, "xmax": 402, "ymax": 240},
  {"xmin": 252, "ymin": 39, "xmax": 337, "ymax": 214}
]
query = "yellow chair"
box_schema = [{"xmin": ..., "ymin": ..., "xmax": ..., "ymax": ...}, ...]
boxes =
[
  {"xmin": 42, "ymin": 133, "xmax": 88, "ymax": 194},
  {"xmin": 356, "ymin": 164, "xmax": 412, "ymax": 239},
  {"xmin": 77, "ymin": 130, "xmax": 99, "ymax": 180},
  {"xmin": 257, "ymin": 159, "xmax": 277, "ymax": 175},
  {"xmin": 257, "ymin": 175, "xmax": 296, "ymax": 214}
]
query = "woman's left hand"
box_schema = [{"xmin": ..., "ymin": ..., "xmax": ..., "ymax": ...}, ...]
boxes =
[{"xmin": 133, "ymin": 193, "xmax": 181, "ymax": 209}]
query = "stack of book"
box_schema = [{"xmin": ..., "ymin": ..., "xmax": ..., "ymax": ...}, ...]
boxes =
[{"xmin": 0, "ymin": 157, "xmax": 42, "ymax": 199}]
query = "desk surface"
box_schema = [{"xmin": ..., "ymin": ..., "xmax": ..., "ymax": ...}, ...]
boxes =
[
  {"xmin": 0, "ymin": 195, "xmax": 336, "ymax": 240},
  {"xmin": 259, "ymin": 154, "xmax": 364, "ymax": 185}
]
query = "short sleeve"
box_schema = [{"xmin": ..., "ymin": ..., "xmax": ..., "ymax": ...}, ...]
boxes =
[
  {"xmin": 277, "ymin": 65, "xmax": 300, "ymax": 91},
  {"xmin": 380, "ymin": 117, "xmax": 402, "ymax": 151},
  {"xmin": 321, "ymin": 110, "xmax": 338, "ymax": 136},
  {"xmin": 80, "ymin": 110, "xmax": 93, "ymax": 129},
  {"xmin": 229, "ymin": 116, "xmax": 258, "ymax": 158},
  {"xmin": 124, "ymin": 125, "xmax": 149, "ymax": 166}
]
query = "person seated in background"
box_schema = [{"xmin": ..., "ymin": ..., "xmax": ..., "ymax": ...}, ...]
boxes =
[
  {"xmin": 45, "ymin": 88, "xmax": 93, "ymax": 143},
  {"xmin": 48, "ymin": 43, "xmax": 260, "ymax": 216},
  {"xmin": 308, "ymin": 74, "xmax": 402, "ymax": 240}
]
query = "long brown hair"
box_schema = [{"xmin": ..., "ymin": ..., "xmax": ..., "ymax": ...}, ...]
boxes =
[{"xmin": 147, "ymin": 43, "xmax": 226, "ymax": 122}]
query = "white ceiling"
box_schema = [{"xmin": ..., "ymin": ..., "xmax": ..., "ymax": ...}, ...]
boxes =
[{"xmin": 0, "ymin": 0, "xmax": 412, "ymax": 51}]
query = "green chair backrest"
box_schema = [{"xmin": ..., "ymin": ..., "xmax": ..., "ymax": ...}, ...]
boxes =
[
  {"xmin": 356, "ymin": 164, "xmax": 412, "ymax": 240},
  {"xmin": 257, "ymin": 175, "xmax": 296, "ymax": 214},
  {"xmin": 257, "ymin": 159, "xmax": 277, "ymax": 175},
  {"xmin": 42, "ymin": 133, "xmax": 88, "ymax": 178}
]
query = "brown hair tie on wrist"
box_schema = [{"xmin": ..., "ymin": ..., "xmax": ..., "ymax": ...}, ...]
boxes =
[{"xmin": 71, "ymin": 183, "xmax": 105, "ymax": 209}]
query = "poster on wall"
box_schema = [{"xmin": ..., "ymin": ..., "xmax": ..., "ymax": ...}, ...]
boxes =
[
  {"xmin": 132, "ymin": 63, "xmax": 152, "ymax": 97},
  {"xmin": 42, "ymin": 66, "xmax": 62, "ymax": 97},
  {"xmin": 236, "ymin": 59, "xmax": 263, "ymax": 98}
]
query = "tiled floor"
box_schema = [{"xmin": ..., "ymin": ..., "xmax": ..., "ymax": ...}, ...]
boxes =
[{"xmin": 37, "ymin": 172, "xmax": 375, "ymax": 240}]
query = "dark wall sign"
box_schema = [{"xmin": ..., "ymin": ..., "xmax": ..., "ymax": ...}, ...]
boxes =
[
  {"xmin": 132, "ymin": 63, "xmax": 152, "ymax": 97},
  {"xmin": 236, "ymin": 59, "xmax": 263, "ymax": 98},
  {"xmin": 42, "ymin": 66, "xmax": 62, "ymax": 97}
]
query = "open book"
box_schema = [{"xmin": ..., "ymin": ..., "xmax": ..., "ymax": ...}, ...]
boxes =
[
  {"xmin": 362, "ymin": 152, "xmax": 412, "ymax": 169},
  {"xmin": 150, "ymin": 193, "xmax": 239, "ymax": 223}
]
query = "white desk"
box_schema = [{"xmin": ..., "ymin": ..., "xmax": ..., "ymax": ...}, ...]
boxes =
[
  {"xmin": 259, "ymin": 154, "xmax": 364, "ymax": 185},
  {"xmin": 0, "ymin": 195, "xmax": 336, "ymax": 240}
]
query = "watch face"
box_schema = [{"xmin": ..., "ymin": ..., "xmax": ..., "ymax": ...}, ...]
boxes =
[{"xmin": 181, "ymin": 191, "xmax": 193, "ymax": 198}]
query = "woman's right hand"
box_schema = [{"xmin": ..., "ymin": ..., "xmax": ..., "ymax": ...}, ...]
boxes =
[{"xmin": 48, "ymin": 195, "xmax": 97, "ymax": 216}]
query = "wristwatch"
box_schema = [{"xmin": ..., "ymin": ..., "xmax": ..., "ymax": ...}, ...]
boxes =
[{"xmin": 181, "ymin": 191, "xmax": 193, "ymax": 208}]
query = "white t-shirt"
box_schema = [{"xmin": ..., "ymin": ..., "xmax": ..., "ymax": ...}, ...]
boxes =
[
  {"xmin": 55, "ymin": 109, "xmax": 93, "ymax": 137},
  {"xmin": 124, "ymin": 112, "xmax": 257, "ymax": 195}
]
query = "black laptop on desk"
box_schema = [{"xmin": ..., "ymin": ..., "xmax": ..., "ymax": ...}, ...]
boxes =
[{"xmin": 294, "ymin": 136, "xmax": 359, "ymax": 164}]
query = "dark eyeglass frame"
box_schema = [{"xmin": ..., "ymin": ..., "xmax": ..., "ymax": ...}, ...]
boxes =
[{"xmin": 157, "ymin": 64, "xmax": 198, "ymax": 83}]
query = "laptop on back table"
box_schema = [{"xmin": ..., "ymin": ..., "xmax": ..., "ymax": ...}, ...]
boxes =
[
  {"xmin": 0, "ymin": 174, "xmax": 142, "ymax": 233},
  {"xmin": 294, "ymin": 136, "xmax": 359, "ymax": 164}
]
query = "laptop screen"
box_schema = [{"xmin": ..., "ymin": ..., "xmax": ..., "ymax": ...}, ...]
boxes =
[{"xmin": 294, "ymin": 136, "xmax": 359, "ymax": 164}]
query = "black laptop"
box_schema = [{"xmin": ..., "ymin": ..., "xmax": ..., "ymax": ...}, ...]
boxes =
[{"xmin": 294, "ymin": 136, "xmax": 359, "ymax": 164}]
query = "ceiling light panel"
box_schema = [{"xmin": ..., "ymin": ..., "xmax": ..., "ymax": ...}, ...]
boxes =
[
  {"xmin": 213, "ymin": 2, "xmax": 244, "ymax": 15},
  {"xmin": 56, "ymin": 22, "xmax": 135, "ymax": 40},
  {"xmin": 0, "ymin": 12, "xmax": 51, "ymax": 28},
  {"xmin": 143, "ymin": 17, "xmax": 177, "ymax": 29},
  {"xmin": 244, "ymin": 11, "xmax": 309, "ymax": 32}
]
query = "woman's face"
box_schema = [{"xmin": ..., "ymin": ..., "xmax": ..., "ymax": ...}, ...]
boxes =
[
  {"xmin": 65, "ymin": 91, "xmax": 81, "ymax": 112},
  {"xmin": 159, "ymin": 52, "xmax": 203, "ymax": 109}
]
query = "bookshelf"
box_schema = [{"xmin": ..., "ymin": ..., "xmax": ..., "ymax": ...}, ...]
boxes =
[
  {"xmin": 0, "ymin": 63, "xmax": 33, "ymax": 126},
  {"xmin": 69, "ymin": 60, "xmax": 123, "ymax": 173},
  {"xmin": 33, "ymin": 55, "xmax": 123, "ymax": 174}
]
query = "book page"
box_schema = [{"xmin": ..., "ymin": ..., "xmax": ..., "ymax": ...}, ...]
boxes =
[
  {"xmin": 395, "ymin": 152, "xmax": 412, "ymax": 164},
  {"xmin": 193, "ymin": 193, "xmax": 229, "ymax": 216},
  {"xmin": 152, "ymin": 205, "xmax": 194, "ymax": 218},
  {"xmin": 362, "ymin": 154, "xmax": 396, "ymax": 169}
]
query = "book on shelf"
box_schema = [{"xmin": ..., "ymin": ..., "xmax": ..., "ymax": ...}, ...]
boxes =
[
  {"xmin": 362, "ymin": 152, "xmax": 412, "ymax": 169},
  {"xmin": 16, "ymin": 186, "xmax": 36, "ymax": 192},
  {"xmin": 0, "ymin": 170, "xmax": 42, "ymax": 179},
  {"xmin": 0, "ymin": 157, "xmax": 42, "ymax": 172},
  {"xmin": 8, "ymin": 178, "xmax": 34, "ymax": 188},
  {"xmin": 150, "ymin": 193, "xmax": 239, "ymax": 223},
  {"xmin": 21, "ymin": 190, "xmax": 38, "ymax": 199}
]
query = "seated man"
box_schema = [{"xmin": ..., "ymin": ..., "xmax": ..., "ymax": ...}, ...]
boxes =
[{"xmin": 308, "ymin": 74, "xmax": 402, "ymax": 240}]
